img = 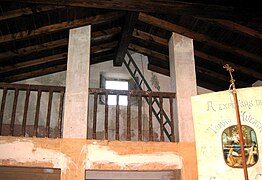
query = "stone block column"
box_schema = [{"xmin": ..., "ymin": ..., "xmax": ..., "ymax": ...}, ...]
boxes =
[
  {"xmin": 169, "ymin": 32, "xmax": 197, "ymax": 142},
  {"xmin": 63, "ymin": 25, "xmax": 91, "ymax": 138}
]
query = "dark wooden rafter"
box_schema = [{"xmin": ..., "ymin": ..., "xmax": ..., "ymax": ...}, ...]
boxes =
[
  {"xmin": 199, "ymin": 18, "xmax": 262, "ymax": 39},
  {"xmin": 148, "ymin": 61, "xmax": 251, "ymax": 89},
  {"xmin": 148, "ymin": 64, "xmax": 169, "ymax": 76},
  {"xmin": 133, "ymin": 29, "xmax": 168, "ymax": 46},
  {"xmin": 0, "ymin": 5, "xmax": 64, "ymax": 21},
  {"xmin": 0, "ymin": 64, "xmax": 67, "ymax": 82},
  {"xmin": 133, "ymin": 28, "xmax": 262, "ymax": 80},
  {"xmin": 197, "ymin": 79, "xmax": 223, "ymax": 91},
  {"xmin": 91, "ymin": 41, "xmax": 118, "ymax": 54},
  {"xmin": 196, "ymin": 66, "xmax": 251, "ymax": 87},
  {"xmin": 5, "ymin": 0, "xmax": 261, "ymax": 22},
  {"xmin": 0, "ymin": 2, "xmax": 260, "ymax": 90},
  {"xmin": 0, "ymin": 41, "xmax": 117, "ymax": 75},
  {"xmin": 128, "ymin": 43, "xmax": 169, "ymax": 62},
  {"xmin": 148, "ymin": 59, "xmax": 251, "ymax": 87},
  {"xmin": 138, "ymin": 13, "xmax": 262, "ymax": 64},
  {"xmin": 114, "ymin": 11, "xmax": 138, "ymax": 66},
  {"xmin": 0, "ymin": 53, "xmax": 67, "ymax": 73},
  {"xmin": 195, "ymin": 51, "xmax": 262, "ymax": 80},
  {"xmin": 0, "ymin": 11, "xmax": 125, "ymax": 44},
  {"xmin": 0, "ymin": 51, "xmax": 115, "ymax": 82},
  {"xmin": 91, "ymin": 53, "xmax": 115, "ymax": 65},
  {"xmin": 0, "ymin": 39, "xmax": 68, "ymax": 59},
  {"xmin": 92, "ymin": 27, "xmax": 121, "ymax": 42},
  {"xmin": 0, "ymin": 27, "xmax": 121, "ymax": 60}
]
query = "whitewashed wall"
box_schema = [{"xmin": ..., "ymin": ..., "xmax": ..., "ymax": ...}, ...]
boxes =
[{"xmin": 0, "ymin": 52, "xmax": 218, "ymax": 139}]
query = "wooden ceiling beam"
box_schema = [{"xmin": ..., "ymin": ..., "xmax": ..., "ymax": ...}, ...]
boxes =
[
  {"xmin": 132, "ymin": 29, "xmax": 168, "ymax": 46},
  {"xmin": 128, "ymin": 43, "xmax": 169, "ymax": 62},
  {"xmin": 114, "ymin": 12, "xmax": 138, "ymax": 66},
  {"xmin": 0, "ymin": 41, "xmax": 118, "ymax": 74},
  {"xmin": 0, "ymin": 64, "xmax": 67, "ymax": 83},
  {"xmin": 0, "ymin": 27, "xmax": 121, "ymax": 60},
  {"xmin": 0, "ymin": 53, "xmax": 67, "ymax": 74},
  {"xmin": 194, "ymin": 51, "xmax": 262, "ymax": 80},
  {"xmin": 134, "ymin": 28, "xmax": 253, "ymax": 90},
  {"xmin": 0, "ymin": 38, "xmax": 68, "ymax": 60},
  {"xmin": 91, "ymin": 41, "xmax": 118, "ymax": 54},
  {"xmin": 92, "ymin": 27, "xmax": 121, "ymax": 42},
  {"xmin": 148, "ymin": 61, "xmax": 244, "ymax": 91},
  {"xmin": 148, "ymin": 64, "xmax": 169, "ymax": 76},
  {"xmin": 138, "ymin": 13, "xmax": 262, "ymax": 64},
  {"xmin": 0, "ymin": 51, "xmax": 115, "ymax": 82},
  {"xmin": 199, "ymin": 18, "xmax": 262, "ymax": 40},
  {"xmin": 196, "ymin": 66, "xmax": 250, "ymax": 87},
  {"xmin": 133, "ymin": 28, "xmax": 262, "ymax": 80},
  {"xmin": 7, "ymin": 0, "xmax": 260, "ymax": 21},
  {"xmin": 0, "ymin": 5, "xmax": 64, "ymax": 21},
  {"xmin": 91, "ymin": 53, "xmax": 115, "ymax": 65},
  {"xmin": 148, "ymin": 60, "xmax": 250, "ymax": 88},
  {"xmin": 196, "ymin": 79, "xmax": 223, "ymax": 91},
  {"xmin": 0, "ymin": 11, "xmax": 125, "ymax": 44}
]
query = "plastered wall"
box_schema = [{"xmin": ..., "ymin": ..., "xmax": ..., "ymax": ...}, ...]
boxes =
[{"xmin": 0, "ymin": 136, "xmax": 198, "ymax": 180}]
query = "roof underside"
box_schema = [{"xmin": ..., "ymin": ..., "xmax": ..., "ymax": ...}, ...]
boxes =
[{"xmin": 0, "ymin": 1, "xmax": 261, "ymax": 91}]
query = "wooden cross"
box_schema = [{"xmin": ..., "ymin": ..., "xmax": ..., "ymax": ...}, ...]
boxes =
[{"xmin": 223, "ymin": 64, "xmax": 235, "ymax": 88}]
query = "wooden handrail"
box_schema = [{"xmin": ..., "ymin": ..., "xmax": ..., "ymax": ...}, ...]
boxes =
[{"xmin": 0, "ymin": 83, "xmax": 65, "ymax": 138}]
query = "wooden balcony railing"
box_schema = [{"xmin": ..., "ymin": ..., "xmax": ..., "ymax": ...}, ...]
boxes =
[
  {"xmin": 0, "ymin": 83, "xmax": 65, "ymax": 138},
  {"xmin": 0, "ymin": 83, "xmax": 176, "ymax": 142},
  {"xmin": 88, "ymin": 88, "xmax": 176, "ymax": 142}
]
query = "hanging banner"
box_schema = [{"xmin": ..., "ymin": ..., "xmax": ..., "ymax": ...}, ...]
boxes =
[{"xmin": 191, "ymin": 86, "xmax": 262, "ymax": 180}]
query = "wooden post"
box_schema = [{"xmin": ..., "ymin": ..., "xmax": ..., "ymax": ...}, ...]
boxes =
[
  {"xmin": 224, "ymin": 64, "xmax": 249, "ymax": 180},
  {"xmin": 127, "ymin": 93, "xmax": 131, "ymax": 141},
  {"xmin": 92, "ymin": 93, "xmax": 98, "ymax": 139},
  {"xmin": 104, "ymin": 93, "xmax": 109, "ymax": 140},
  {"xmin": 116, "ymin": 94, "xmax": 120, "ymax": 140}
]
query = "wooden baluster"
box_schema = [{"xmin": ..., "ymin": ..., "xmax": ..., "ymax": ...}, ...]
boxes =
[
  {"xmin": 169, "ymin": 97, "xmax": 175, "ymax": 142},
  {"xmin": 115, "ymin": 94, "xmax": 120, "ymax": 140},
  {"xmin": 159, "ymin": 95, "xmax": 164, "ymax": 141},
  {"xmin": 46, "ymin": 90, "xmax": 53, "ymax": 138},
  {"xmin": 92, "ymin": 93, "xmax": 98, "ymax": 139},
  {"xmin": 58, "ymin": 91, "xmax": 64, "ymax": 138},
  {"xmin": 0, "ymin": 87, "xmax": 7, "ymax": 135},
  {"xmin": 148, "ymin": 93, "xmax": 153, "ymax": 141},
  {"xmin": 22, "ymin": 89, "xmax": 30, "ymax": 136},
  {"xmin": 33, "ymin": 90, "xmax": 42, "ymax": 137},
  {"xmin": 104, "ymin": 92, "xmax": 108, "ymax": 140},
  {"xmin": 138, "ymin": 93, "xmax": 142, "ymax": 141},
  {"xmin": 10, "ymin": 88, "xmax": 19, "ymax": 136},
  {"xmin": 127, "ymin": 93, "xmax": 131, "ymax": 141}
]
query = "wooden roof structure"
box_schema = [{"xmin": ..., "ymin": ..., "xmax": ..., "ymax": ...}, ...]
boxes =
[{"xmin": 0, "ymin": 1, "xmax": 261, "ymax": 91}]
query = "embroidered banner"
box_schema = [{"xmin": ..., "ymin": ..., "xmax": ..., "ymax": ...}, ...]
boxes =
[{"xmin": 191, "ymin": 86, "xmax": 262, "ymax": 179}]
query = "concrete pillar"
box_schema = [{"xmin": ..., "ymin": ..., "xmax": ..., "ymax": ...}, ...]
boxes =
[
  {"xmin": 63, "ymin": 25, "xmax": 91, "ymax": 138},
  {"xmin": 169, "ymin": 32, "xmax": 197, "ymax": 142}
]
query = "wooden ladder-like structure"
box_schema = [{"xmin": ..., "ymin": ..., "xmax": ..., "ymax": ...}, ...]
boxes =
[{"xmin": 123, "ymin": 51, "xmax": 174, "ymax": 141}]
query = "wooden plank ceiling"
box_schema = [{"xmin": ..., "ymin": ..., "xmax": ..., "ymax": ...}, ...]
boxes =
[{"xmin": 0, "ymin": 0, "xmax": 261, "ymax": 91}]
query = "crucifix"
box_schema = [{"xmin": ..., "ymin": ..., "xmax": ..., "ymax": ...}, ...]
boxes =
[{"xmin": 223, "ymin": 64, "xmax": 249, "ymax": 180}]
